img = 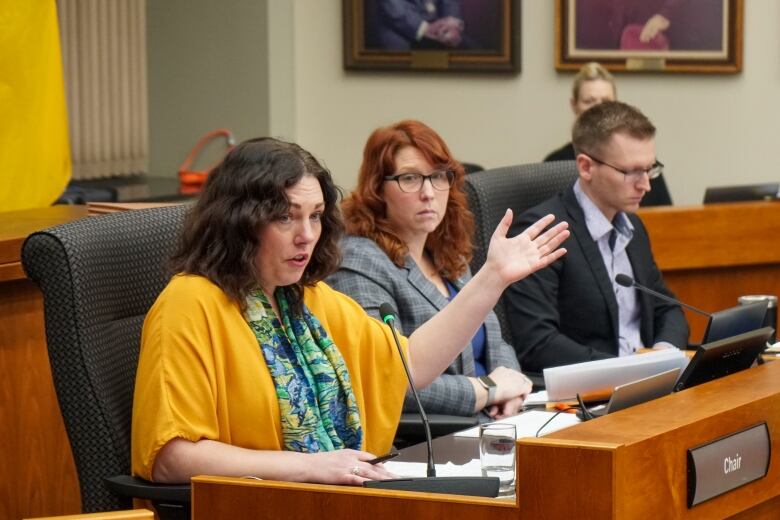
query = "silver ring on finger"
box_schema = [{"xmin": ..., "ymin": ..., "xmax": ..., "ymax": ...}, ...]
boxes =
[{"xmin": 351, "ymin": 465, "xmax": 360, "ymax": 476}]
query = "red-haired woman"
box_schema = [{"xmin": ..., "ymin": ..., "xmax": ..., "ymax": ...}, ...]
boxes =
[{"xmin": 328, "ymin": 120, "xmax": 536, "ymax": 422}]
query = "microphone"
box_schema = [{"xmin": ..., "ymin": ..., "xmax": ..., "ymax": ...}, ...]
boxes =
[
  {"xmin": 615, "ymin": 274, "xmax": 711, "ymax": 317},
  {"xmin": 362, "ymin": 303, "xmax": 500, "ymax": 498},
  {"xmin": 379, "ymin": 303, "xmax": 435, "ymax": 477}
]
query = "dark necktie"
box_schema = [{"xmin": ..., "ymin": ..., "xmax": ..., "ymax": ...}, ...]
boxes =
[{"xmin": 608, "ymin": 226, "xmax": 617, "ymax": 252}]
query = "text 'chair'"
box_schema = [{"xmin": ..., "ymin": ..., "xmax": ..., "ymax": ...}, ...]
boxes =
[{"xmin": 22, "ymin": 206, "xmax": 191, "ymax": 518}]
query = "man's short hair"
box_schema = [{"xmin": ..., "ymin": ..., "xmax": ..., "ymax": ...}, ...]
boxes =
[{"xmin": 572, "ymin": 100, "xmax": 656, "ymax": 156}]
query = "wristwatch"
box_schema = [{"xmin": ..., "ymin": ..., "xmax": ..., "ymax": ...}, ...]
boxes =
[{"xmin": 477, "ymin": 375, "xmax": 497, "ymax": 406}]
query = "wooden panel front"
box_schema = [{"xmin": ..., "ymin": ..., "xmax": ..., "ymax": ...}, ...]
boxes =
[
  {"xmin": 192, "ymin": 477, "xmax": 518, "ymax": 520},
  {"xmin": 0, "ymin": 206, "xmax": 87, "ymax": 519},
  {"xmin": 193, "ymin": 362, "xmax": 780, "ymax": 519},
  {"xmin": 638, "ymin": 202, "xmax": 780, "ymax": 271},
  {"xmin": 26, "ymin": 509, "xmax": 154, "ymax": 520},
  {"xmin": 0, "ymin": 280, "xmax": 80, "ymax": 518},
  {"xmin": 517, "ymin": 439, "xmax": 617, "ymax": 518},
  {"xmin": 664, "ymin": 265, "xmax": 780, "ymax": 343},
  {"xmin": 639, "ymin": 202, "xmax": 780, "ymax": 342},
  {"xmin": 523, "ymin": 360, "xmax": 780, "ymax": 518}
]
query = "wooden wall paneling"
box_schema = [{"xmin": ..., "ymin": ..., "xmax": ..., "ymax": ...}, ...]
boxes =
[
  {"xmin": 638, "ymin": 202, "xmax": 780, "ymax": 271},
  {"xmin": 0, "ymin": 280, "xmax": 81, "ymax": 518},
  {"xmin": 639, "ymin": 202, "xmax": 780, "ymax": 343},
  {"xmin": 0, "ymin": 206, "xmax": 87, "ymax": 519}
]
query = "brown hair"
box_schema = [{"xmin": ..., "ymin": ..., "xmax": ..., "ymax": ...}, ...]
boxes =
[
  {"xmin": 572, "ymin": 100, "xmax": 656, "ymax": 157},
  {"xmin": 571, "ymin": 62, "xmax": 616, "ymax": 101},
  {"xmin": 342, "ymin": 120, "xmax": 474, "ymax": 280},
  {"xmin": 169, "ymin": 137, "xmax": 343, "ymax": 312}
]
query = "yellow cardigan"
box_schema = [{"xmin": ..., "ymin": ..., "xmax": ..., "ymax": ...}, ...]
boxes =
[{"xmin": 131, "ymin": 274, "xmax": 408, "ymax": 480}]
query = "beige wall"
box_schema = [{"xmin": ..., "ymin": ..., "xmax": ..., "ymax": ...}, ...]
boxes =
[
  {"xmin": 276, "ymin": 1, "xmax": 779, "ymax": 206},
  {"xmin": 147, "ymin": 0, "xmax": 270, "ymax": 178}
]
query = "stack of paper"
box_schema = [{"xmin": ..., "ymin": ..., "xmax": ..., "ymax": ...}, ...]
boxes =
[{"xmin": 544, "ymin": 349, "xmax": 689, "ymax": 400}]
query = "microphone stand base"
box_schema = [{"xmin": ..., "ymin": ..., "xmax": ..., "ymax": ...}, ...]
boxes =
[{"xmin": 363, "ymin": 476, "xmax": 500, "ymax": 497}]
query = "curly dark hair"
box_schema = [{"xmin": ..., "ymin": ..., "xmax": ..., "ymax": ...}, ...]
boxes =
[{"xmin": 169, "ymin": 137, "xmax": 343, "ymax": 312}]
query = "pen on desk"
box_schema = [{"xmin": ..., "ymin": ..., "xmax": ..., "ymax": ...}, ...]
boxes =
[{"xmin": 367, "ymin": 451, "xmax": 399, "ymax": 464}]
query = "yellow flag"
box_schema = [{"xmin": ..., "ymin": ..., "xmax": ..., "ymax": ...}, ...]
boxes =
[{"xmin": 0, "ymin": 0, "xmax": 71, "ymax": 212}]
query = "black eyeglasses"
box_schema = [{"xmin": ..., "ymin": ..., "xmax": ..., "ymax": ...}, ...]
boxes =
[
  {"xmin": 383, "ymin": 170, "xmax": 454, "ymax": 193},
  {"xmin": 584, "ymin": 153, "xmax": 664, "ymax": 181}
]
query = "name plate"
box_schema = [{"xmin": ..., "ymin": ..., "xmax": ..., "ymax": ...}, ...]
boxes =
[
  {"xmin": 410, "ymin": 51, "xmax": 449, "ymax": 69},
  {"xmin": 687, "ymin": 423, "xmax": 770, "ymax": 507}
]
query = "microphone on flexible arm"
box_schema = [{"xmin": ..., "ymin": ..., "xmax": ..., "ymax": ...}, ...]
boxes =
[
  {"xmin": 614, "ymin": 274, "xmax": 711, "ymax": 318},
  {"xmin": 362, "ymin": 303, "xmax": 500, "ymax": 497},
  {"xmin": 380, "ymin": 303, "xmax": 435, "ymax": 478}
]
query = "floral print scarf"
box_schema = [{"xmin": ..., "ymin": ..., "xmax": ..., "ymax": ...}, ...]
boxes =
[{"xmin": 243, "ymin": 287, "xmax": 362, "ymax": 452}]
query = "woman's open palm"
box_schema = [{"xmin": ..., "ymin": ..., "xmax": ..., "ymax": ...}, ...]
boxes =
[{"xmin": 485, "ymin": 210, "xmax": 569, "ymax": 286}]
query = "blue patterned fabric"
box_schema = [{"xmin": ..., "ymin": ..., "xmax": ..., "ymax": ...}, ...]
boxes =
[{"xmin": 243, "ymin": 287, "xmax": 362, "ymax": 452}]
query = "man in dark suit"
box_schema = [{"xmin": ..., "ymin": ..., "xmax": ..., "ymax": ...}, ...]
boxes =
[
  {"xmin": 506, "ymin": 101, "xmax": 688, "ymax": 373},
  {"xmin": 375, "ymin": 0, "xmax": 464, "ymax": 51}
]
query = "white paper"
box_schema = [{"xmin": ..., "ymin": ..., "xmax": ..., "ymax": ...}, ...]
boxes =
[
  {"xmin": 454, "ymin": 410, "xmax": 581, "ymax": 439},
  {"xmin": 522, "ymin": 390, "xmax": 549, "ymax": 406},
  {"xmin": 384, "ymin": 459, "xmax": 483, "ymax": 478},
  {"xmin": 543, "ymin": 349, "xmax": 689, "ymax": 400}
]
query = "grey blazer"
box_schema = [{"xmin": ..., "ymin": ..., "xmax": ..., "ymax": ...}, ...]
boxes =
[{"xmin": 326, "ymin": 235, "xmax": 520, "ymax": 416}]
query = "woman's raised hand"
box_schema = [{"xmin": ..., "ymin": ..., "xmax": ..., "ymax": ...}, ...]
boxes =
[{"xmin": 484, "ymin": 210, "xmax": 569, "ymax": 289}]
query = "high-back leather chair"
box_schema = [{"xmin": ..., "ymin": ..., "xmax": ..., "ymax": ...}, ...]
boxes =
[
  {"xmin": 464, "ymin": 161, "xmax": 578, "ymax": 344},
  {"xmin": 22, "ymin": 206, "xmax": 191, "ymax": 517}
]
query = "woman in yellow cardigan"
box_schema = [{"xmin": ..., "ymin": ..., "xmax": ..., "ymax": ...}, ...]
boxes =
[{"xmin": 131, "ymin": 137, "xmax": 569, "ymax": 485}]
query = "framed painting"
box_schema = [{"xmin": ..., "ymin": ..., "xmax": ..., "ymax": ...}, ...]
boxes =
[
  {"xmin": 343, "ymin": 0, "xmax": 521, "ymax": 73},
  {"xmin": 555, "ymin": 0, "xmax": 743, "ymax": 73}
]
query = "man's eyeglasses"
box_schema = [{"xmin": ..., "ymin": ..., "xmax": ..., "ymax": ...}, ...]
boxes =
[
  {"xmin": 384, "ymin": 170, "xmax": 454, "ymax": 193},
  {"xmin": 584, "ymin": 153, "xmax": 664, "ymax": 181}
]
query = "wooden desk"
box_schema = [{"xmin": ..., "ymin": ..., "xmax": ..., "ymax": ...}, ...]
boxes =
[
  {"xmin": 191, "ymin": 361, "xmax": 780, "ymax": 519},
  {"xmin": 0, "ymin": 206, "xmax": 87, "ymax": 519},
  {"xmin": 639, "ymin": 201, "xmax": 780, "ymax": 342},
  {"xmin": 519, "ymin": 360, "xmax": 780, "ymax": 518}
]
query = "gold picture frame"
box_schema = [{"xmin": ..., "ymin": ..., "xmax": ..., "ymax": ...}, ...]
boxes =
[
  {"xmin": 555, "ymin": 0, "xmax": 743, "ymax": 73},
  {"xmin": 343, "ymin": 0, "xmax": 521, "ymax": 73}
]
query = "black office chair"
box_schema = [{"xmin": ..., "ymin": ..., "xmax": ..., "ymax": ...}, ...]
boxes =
[
  {"xmin": 464, "ymin": 161, "xmax": 578, "ymax": 388},
  {"xmin": 394, "ymin": 413, "xmax": 479, "ymax": 448},
  {"xmin": 642, "ymin": 174, "xmax": 673, "ymax": 207},
  {"xmin": 460, "ymin": 162, "xmax": 485, "ymax": 174},
  {"xmin": 464, "ymin": 161, "xmax": 578, "ymax": 340},
  {"xmin": 22, "ymin": 206, "xmax": 191, "ymax": 518}
]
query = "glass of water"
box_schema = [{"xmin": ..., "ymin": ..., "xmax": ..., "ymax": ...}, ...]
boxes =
[{"xmin": 479, "ymin": 423, "xmax": 516, "ymax": 493}]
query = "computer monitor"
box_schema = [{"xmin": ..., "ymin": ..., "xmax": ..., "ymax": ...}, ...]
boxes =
[
  {"xmin": 702, "ymin": 301, "xmax": 769, "ymax": 344},
  {"xmin": 703, "ymin": 183, "xmax": 779, "ymax": 204},
  {"xmin": 674, "ymin": 327, "xmax": 773, "ymax": 392}
]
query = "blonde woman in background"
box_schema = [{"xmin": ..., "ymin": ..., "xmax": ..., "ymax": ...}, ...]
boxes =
[
  {"xmin": 544, "ymin": 62, "xmax": 672, "ymax": 206},
  {"xmin": 544, "ymin": 62, "xmax": 616, "ymax": 162}
]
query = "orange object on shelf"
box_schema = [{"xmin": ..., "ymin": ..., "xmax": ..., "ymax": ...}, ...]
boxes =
[{"xmin": 177, "ymin": 129, "xmax": 235, "ymax": 194}]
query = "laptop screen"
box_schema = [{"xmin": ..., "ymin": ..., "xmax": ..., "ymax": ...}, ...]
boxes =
[
  {"xmin": 581, "ymin": 368, "xmax": 680, "ymax": 419},
  {"xmin": 702, "ymin": 301, "xmax": 768, "ymax": 344},
  {"xmin": 604, "ymin": 367, "xmax": 680, "ymax": 414},
  {"xmin": 703, "ymin": 183, "xmax": 779, "ymax": 204},
  {"xmin": 674, "ymin": 327, "xmax": 773, "ymax": 392}
]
